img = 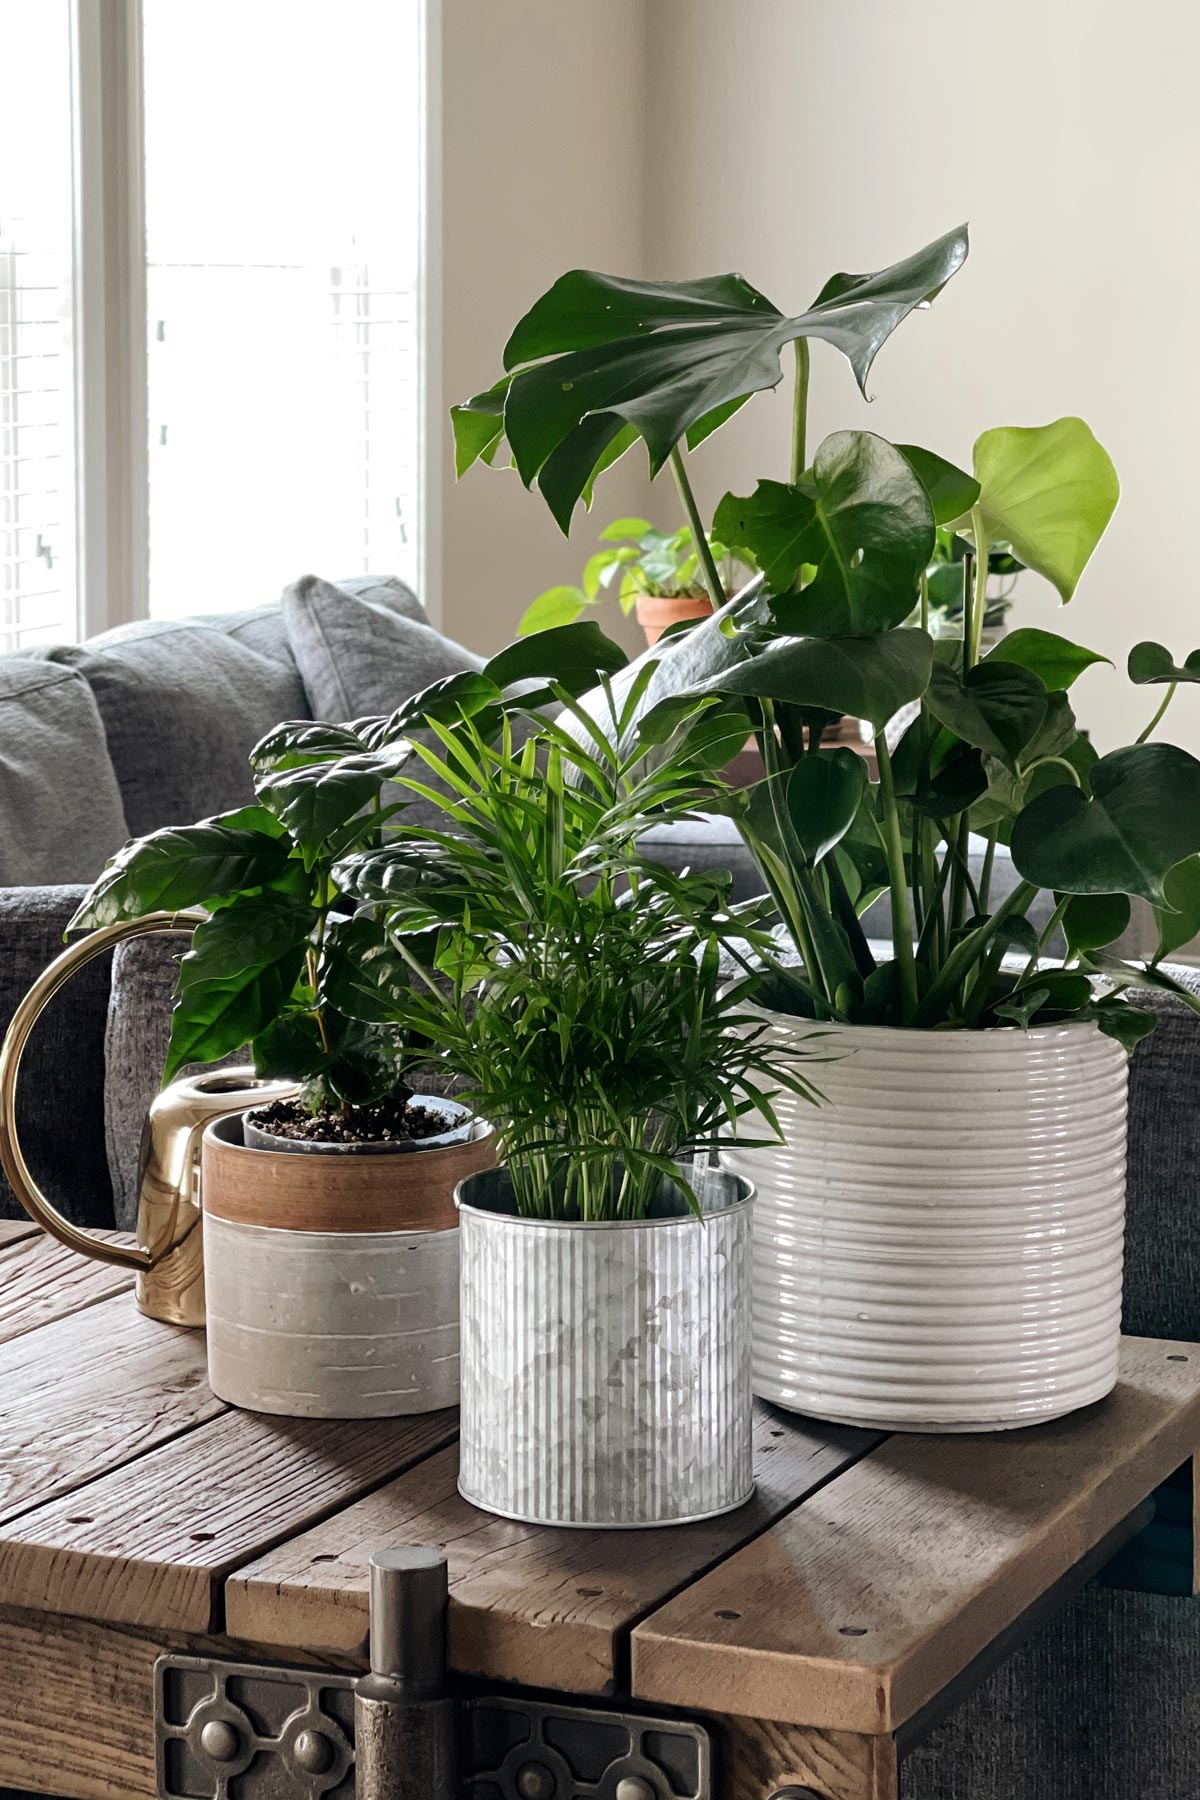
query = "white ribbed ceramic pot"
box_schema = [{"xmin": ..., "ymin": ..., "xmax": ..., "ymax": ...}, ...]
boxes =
[{"xmin": 727, "ymin": 1015, "xmax": 1128, "ymax": 1432}]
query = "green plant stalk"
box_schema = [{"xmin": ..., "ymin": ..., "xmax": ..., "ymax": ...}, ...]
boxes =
[
  {"xmin": 963, "ymin": 937, "xmax": 1008, "ymax": 1027},
  {"xmin": 914, "ymin": 878, "xmax": 1040, "ymax": 1025},
  {"xmin": 825, "ymin": 854, "xmax": 876, "ymax": 978},
  {"xmin": 791, "ymin": 339, "xmax": 811, "ymax": 484},
  {"xmin": 873, "ymin": 732, "xmax": 919, "ymax": 1023},
  {"xmin": 978, "ymin": 825, "xmax": 999, "ymax": 916},
  {"xmin": 1137, "ymin": 682, "xmax": 1177, "ymax": 743},
  {"xmin": 969, "ymin": 506, "xmax": 990, "ymax": 665},
  {"xmin": 669, "ymin": 446, "xmax": 725, "ymax": 611}
]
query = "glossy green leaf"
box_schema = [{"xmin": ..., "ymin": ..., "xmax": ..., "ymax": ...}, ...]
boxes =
[
  {"xmin": 955, "ymin": 417, "xmax": 1119, "ymax": 602},
  {"xmin": 985, "ymin": 627, "xmax": 1110, "ymax": 691},
  {"xmin": 1127, "ymin": 642, "xmax": 1200, "ymax": 685},
  {"xmin": 252, "ymin": 1009, "xmax": 326, "ymax": 1081},
  {"xmin": 1083, "ymin": 997, "xmax": 1158, "ymax": 1053},
  {"xmin": 489, "ymin": 226, "xmax": 968, "ymax": 530},
  {"xmin": 320, "ymin": 915, "xmax": 411, "ymax": 1024},
  {"xmin": 483, "ymin": 620, "xmax": 629, "ymax": 695},
  {"xmin": 517, "ymin": 585, "xmax": 586, "ymax": 635},
  {"xmin": 449, "ymin": 377, "xmax": 511, "ymax": 476},
  {"xmin": 897, "ymin": 444, "xmax": 981, "ymax": 525},
  {"xmin": 1061, "ymin": 891, "xmax": 1131, "ymax": 955},
  {"xmin": 1153, "ymin": 855, "xmax": 1200, "ymax": 960},
  {"xmin": 924, "ymin": 661, "xmax": 1048, "ymax": 771},
  {"xmin": 785, "ymin": 749, "xmax": 867, "ymax": 866},
  {"xmin": 993, "ymin": 984, "xmax": 1052, "ymax": 1028},
  {"xmin": 1010, "ymin": 743, "xmax": 1200, "ymax": 902},
  {"xmin": 249, "ymin": 721, "xmax": 368, "ymax": 777},
  {"xmin": 694, "ymin": 627, "xmax": 934, "ymax": 729},
  {"xmin": 69, "ymin": 824, "xmax": 292, "ymax": 930},
  {"xmin": 164, "ymin": 895, "xmax": 313, "ymax": 1082},
  {"xmin": 258, "ymin": 747, "xmax": 413, "ymax": 863},
  {"xmin": 385, "ymin": 670, "xmax": 503, "ymax": 736},
  {"xmin": 715, "ymin": 432, "xmax": 934, "ymax": 633}
]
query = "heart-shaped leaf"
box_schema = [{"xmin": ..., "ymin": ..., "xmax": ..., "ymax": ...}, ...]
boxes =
[
  {"xmin": 518, "ymin": 585, "xmax": 586, "ymax": 635},
  {"xmin": 1128, "ymin": 642, "xmax": 1200, "ymax": 685},
  {"xmin": 953, "ymin": 417, "xmax": 1119, "ymax": 602},
  {"xmin": 1082, "ymin": 997, "xmax": 1158, "ymax": 1053},
  {"xmin": 484, "ymin": 619, "xmax": 629, "ymax": 694},
  {"xmin": 478, "ymin": 226, "xmax": 968, "ymax": 530},
  {"xmin": 925, "ymin": 661, "xmax": 1048, "ymax": 771},
  {"xmin": 785, "ymin": 749, "xmax": 867, "ymax": 866},
  {"xmin": 1010, "ymin": 743, "xmax": 1200, "ymax": 902},
  {"xmin": 1153, "ymin": 855, "xmax": 1200, "ymax": 960},
  {"xmin": 715, "ymin": 432, "xmax": 934, "ymax": 634},
  {"xmin": 897, "ymin": 445, "xmax": 981, "ymax": 525},
  {"xmin": 695, "ymin": 628, "xmax": 934, "ymax": 729},
  {"xmin": 985, "ymin": 627, "xmax": 1110, "ymax": 691},
  {"xmin": 1061, "ymin": 892, "xmax": 1131, "ymax": 956}
]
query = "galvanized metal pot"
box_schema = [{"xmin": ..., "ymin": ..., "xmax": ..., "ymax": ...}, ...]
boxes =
[
  {"xmin": 201, "ymin": 1108, "xmax": 496, "ymax": 1420},
  {"xmin": 726, "ymin": 1014, "xmax": 1128, "ymax": 1432},
  {"xmin": 455, "ymin": 1164, "xmax": 756, "ymax": 1529}
]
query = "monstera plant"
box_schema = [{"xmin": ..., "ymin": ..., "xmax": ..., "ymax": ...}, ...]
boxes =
[{"xmin": 452, "ymin": 224, "xmax": 1200, "ymax": 1044}]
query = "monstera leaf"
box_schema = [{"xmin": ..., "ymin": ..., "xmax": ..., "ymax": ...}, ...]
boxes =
[
  {"xmin": 714, "ymin": 432, "xmax": 934, "ymax": 633},
  {"xmin": 694, "ymin": 628, "xmax": 933, "ymax": 729},
  {"xmin": 454, "ymin": 225, "xmax": 969, "ymax": 531},
  {"xmin": 1010, "ymin": 743, "xmax": 1200, "ymax": 902},
  {"xmin": 1128, "ymin": 642, "xmax": 1200, "ymax": 685},
  {"xmin": 952, "ymin": 417, "xmax": 1119, "ymax": 602}
]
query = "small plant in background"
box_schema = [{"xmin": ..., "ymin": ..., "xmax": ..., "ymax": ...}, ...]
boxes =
[
  {"xmin": 519, "ymin": 516, "xmax": 754, "ymax": 635},
  {"xmin": 918, "ymin": 527, "xmax": 1023, "ymax": 643},
  {"xmin": 333, "ymin": 673, "xmax": 814, "ymax": 1219}
]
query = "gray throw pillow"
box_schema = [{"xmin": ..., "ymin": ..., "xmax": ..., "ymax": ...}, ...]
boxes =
[
  {"xmin": 0, "ymin": 661, "xmax": 128, "ymax": 883},
  {"xmin": 281, "ymin": 572, "xmax": 479, "ymax": 720},
  {"xmin": 49, "ymin": 613, "xmax": 312, "ymax": 838}
]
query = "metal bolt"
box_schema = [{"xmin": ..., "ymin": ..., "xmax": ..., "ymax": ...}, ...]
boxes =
[
  {"xmin": 515, "ymin": 1762, "xmax": 557, "ymax": 1799},
  {"xmin": 293, "ymin": 1728, "xmax": 334, "ymax": 1773},
  {"xmin": 615, "ymin": 1779, "xmax": 657, "ymax": 1800},
  {"xmin": 199, "ymin": 1719, "xmax": 240, "ymax": 1763}
]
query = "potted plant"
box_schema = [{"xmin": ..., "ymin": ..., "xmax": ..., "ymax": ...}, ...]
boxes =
[
  {"xmin": 518, "ymin": 515, "xmax": 755, "ymax": 645},
  {"xmin": 331, "ymin": 671, "xmax": 814, "ymax": 1525},
  {"xmin": 451, "ymin": 223, "xmax": 1200, "ymax": 1433},
  {"xmin": 70, "ymin": 709, "xmax": 502, "ymax": 1418}
]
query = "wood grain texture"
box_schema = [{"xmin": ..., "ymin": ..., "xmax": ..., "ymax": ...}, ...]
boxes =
[
  {"xmin": 0, "ymin": 1404, "xmax": 459, "ymax": 1633},
  {"xmin": 202, "ymin": 1116, "xmax": 496, "ymax": 1232},
  {"xmin": 0, "ymin": 1604, "xmax": 361, "ymax": 1800},
  {"xmin": 0, "ymin": 1227, "xmax": 135, "ymax": 1344},
  {"xmin": 717, "ymin": 1716, "xmax": 897, "ymax": 1800},
  {"xmin": 632, "ymin": 1336, "xmax": 1200, "ymax": 1735},
  {"xmin": 225, "ymin": 1408, "xmax": 880, "ymax": 1693},
  {"xmin": 0, "ymin": 1290, "xmax": 221, "ymax": 1520},
  {"xmin": 0, "ymin": 1220, "xmax": 36, "ymax": 1248}
]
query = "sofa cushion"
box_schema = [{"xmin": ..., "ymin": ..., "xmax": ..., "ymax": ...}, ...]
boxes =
[
  {"xmin": 282, "ymin": 573, "xmax": 480, "ymax": 721},
  {"xmin": 49, "ymin": 612, "xmax": 312, "ymax": 838},
  {"xmin": 0, "ymin": 662, "xmax": 128, "ymax": 884}
]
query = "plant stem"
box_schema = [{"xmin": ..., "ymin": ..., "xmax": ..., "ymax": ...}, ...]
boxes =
[
  {"xmin": 669, "ymin": 445, "xmax": 725, "ymax": 611},
  {"xmin": 978, "ymin": 824, "xmax": 999, "ymax": 915},
  {"xmin": 791, "ymin": 339, "xmax": 811, "ymax": 484},
  {"xmin": 874, "ymin": 731, "xmax": 919, "ymax": 1024},
  {"xmin": 969, "ymin": 505, "xmax": 990, "ymax": 666},
  {"xmin": 914, "ymin": 879, "xmax": 1040, "ymax": 1025},
  {"xmin": 1137, "ymin": 682, "xmax": 1177, "ymax": 743}
]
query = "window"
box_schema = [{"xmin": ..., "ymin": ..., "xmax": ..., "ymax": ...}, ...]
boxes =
[
  {"xmin": 0, "ymin": 0, "xmax": 428, "ymax": 649},
  {"xmin": 0, "ymin": 0, "xmax": 78, "ymax": 652}
]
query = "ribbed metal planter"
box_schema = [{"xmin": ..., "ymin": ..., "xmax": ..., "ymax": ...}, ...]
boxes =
[
  {"xmin": 726, "ymin": 1015, "xmax": 1128, "ymax": 1432},
  {"xmin": 456, "ymin": 1165, "xmax": 755, "ymax": 1528}
]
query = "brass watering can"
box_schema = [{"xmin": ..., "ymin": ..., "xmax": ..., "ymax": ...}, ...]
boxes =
[{"xmin": 0, "ymin": 911, "xmax": 298, "ymax": 1327}]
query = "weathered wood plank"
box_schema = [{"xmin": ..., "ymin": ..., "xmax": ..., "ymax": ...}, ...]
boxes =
[
  {"xmin": 0, "ymin": 1228, "xmax": 135, "ymax": 1345},
  {"xmin": 718, "ymin": 1717, "xmax": 897, "ymax": 1800},
  {"xmin": 0, "ymin": 1405, "xmax": 460, "ymax": 1634},
  {"xmin": 631, "ymin": 1336, "xmax": 1200, "ymax": 1735},
  {"xmin": 0, "ymin": 1604, "xmax": 360, "ymax": 1800},
  {"xmin": 0, "ymin": 1220, "xmax": 36, "ymax": 1249},
  {"xmin": 0, "ymin": 1291, "xmax": 221, "ymax": 1521},
  {"xmin": 225, "ymin": 1407, "xmax": 880, "ymax": 1695}
]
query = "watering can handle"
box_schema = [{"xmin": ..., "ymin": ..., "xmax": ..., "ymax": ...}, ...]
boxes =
[{"xmin": 0, "ymin": 910, "xmax": 207, "ymax": 1271}]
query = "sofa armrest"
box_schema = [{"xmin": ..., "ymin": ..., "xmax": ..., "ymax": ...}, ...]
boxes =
[{"xmin": 0, "ymin": 885, "xmax": 115, "ymax": 1228}]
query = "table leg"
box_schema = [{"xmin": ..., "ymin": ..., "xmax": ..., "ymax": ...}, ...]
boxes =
[{"xmin": 716, "ymin": 1717, "xmax": 899, "ymax": 1800}]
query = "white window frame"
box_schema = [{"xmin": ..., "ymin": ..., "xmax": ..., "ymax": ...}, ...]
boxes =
[{"xmin": 66, "ymin": 0, "xmax": 436, "ymax": 639}]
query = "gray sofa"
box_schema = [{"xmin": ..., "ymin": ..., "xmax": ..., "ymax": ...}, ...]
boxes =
[{"xmin": 1, "ymin": 581, "xmax": 1199, "ymax": 1799}]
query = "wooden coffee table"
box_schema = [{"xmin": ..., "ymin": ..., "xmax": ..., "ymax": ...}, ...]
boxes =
[{"xmin": 1, "ymin": 1215, "xmax": 1198, "ymax": 1800}]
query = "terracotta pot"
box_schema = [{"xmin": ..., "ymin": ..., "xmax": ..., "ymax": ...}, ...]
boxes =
[
  {"xmin": 200, "ymin": 1104, "xmax": 496, "ymax": 1419},
  {"xmin": 636, "ymin": 591, "xmax": 714, "ymax": 647},
  {"xmin": 726, "ymin": 1015, "xmax": 1128, "ymax": 1432}
]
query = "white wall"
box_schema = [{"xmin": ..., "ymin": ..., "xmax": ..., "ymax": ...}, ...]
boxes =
[
  {"xmin": 436, "ymin": 0, "xmax": 649, "ymax": 656},
  {"xmin": 632, "ymin": 0, "xmax": 1200, "ymax": 753}
]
